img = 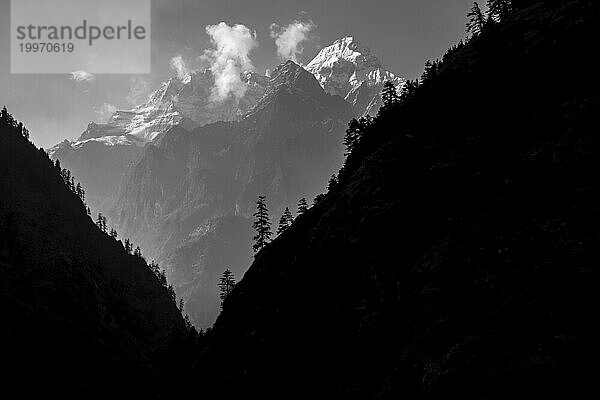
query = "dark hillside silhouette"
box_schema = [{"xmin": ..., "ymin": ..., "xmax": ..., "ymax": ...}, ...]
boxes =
[
  {"xmin": 0, "ymin": 114, "xmax": 193, "ymax": 399},
  {"xmin": 192, "ymin": 1, "xmax": 600, "ymax": 398}
]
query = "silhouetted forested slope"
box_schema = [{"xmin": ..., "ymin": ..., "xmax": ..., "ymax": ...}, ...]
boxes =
[
  {"xmin": 193, "ymin": 1, "xmax": 600, "ymax": 398},
  {"xmin": 0, "ymin": 117, "xmax": 189, "ymax": 398}
]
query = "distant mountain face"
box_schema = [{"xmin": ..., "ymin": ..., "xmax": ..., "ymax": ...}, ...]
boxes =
[
  {"xmin": 49, "ymin": 139, "xmax": 144, "ymax": 211},
  {"xmin": 47, "ymin": 70, "xmax": 268, "ymax": 210},
  {"xmin": 0, "ymin": 120, "xmax": 186, "ymax": 399},
  {"xmin": 110, "ymin": 61, "xmax": 354, "ymax": 328},
  {"xmin": 306, "ymin": 36, "xmax": 405, "ymax": 116},
  {"xmin": 76, "ymin": 70, "xmax": 269, "ymax": 145}
]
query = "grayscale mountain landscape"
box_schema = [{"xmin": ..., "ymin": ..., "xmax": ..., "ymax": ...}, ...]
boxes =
[
  {"xmin": 48, "ymin": 37, "xmax": 398, "ymax": 327},
  {"xmin": 3, "ymin": 1, "xmax": 600, "ymax": 399}
]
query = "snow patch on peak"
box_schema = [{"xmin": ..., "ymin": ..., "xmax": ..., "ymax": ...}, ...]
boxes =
[
  {"xmin": 306, "ymin": 36, "xmax": 405, "ymax": 115},
  {"xmin": 313, "ymin": 36, "xmax": 382, "ymax": 69},
  {"xmin": 67, "ymin": 69, "xmax": 269, "ymax": 149}
]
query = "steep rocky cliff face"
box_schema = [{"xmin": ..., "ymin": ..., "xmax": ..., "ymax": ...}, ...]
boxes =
[
  {"xmin": 193, "ymin": 1, "xmax": 600, "ymax": 398},
  {"xmin": 0, "ymin": 121, "xmax": 187, "ymax": 399},
  {"xmin": 109, "ymin": 61, "xmax": 353, "ymax": 328}
]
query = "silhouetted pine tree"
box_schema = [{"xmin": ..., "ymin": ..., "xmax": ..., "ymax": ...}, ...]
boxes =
[
  {"xmin": 110, "ymin": 229, "xmax": 118, "ymax": 239},
  {"xmin": 467, "ymin": 2, "xmax": 486, "ymax": 36},
  {"xmin": 381, "ymin": 81, "xmax": 400, "ymax": 110},
  {"xmin": 400, "ymin": 80, "xmax": 420, "ymax": 101},
  {"xmin": 0, "ymin": 106, "xmax": 16, "ymax": 127},
  {"xmin": 149, "ymin": 260, "xmax": 160, "ymax": 276},
  {"xmin": 277, "ymin": 207, "xmax": 294, "ymax": 235},
  {"xmin": 421, "ymin": 60, "xmax": 440, "ymax": 84},
  {"xmin": 253, "ymin": 195, "xmax": 272, "ymax": 252},
  {"xmin": 96, "ymin": 213, "xmax": 107, "ymax": 232},
  {"xmin": 0, "ymin": 106, "xmax": 8, "ymax": 123},
  {"xmin": 158, "ymin": 269, "xmax": 167, "ymax": 287},
  {"xmin": 297, "ymin": 198, "xmax": 309, "ymax": 215},
  {"xmin": 360, "ymin": 115, "xmax": 374, "ymax": 127},
  {"xmin": 54, "ymin": 159, "xmax": 61, "ymax": 175},
  {"xmin": 61, "ymin": 168, "xmax": 71, "ymax": 186},
  {"xmin": 124, "ymin": 238, "xmax": 132, "ymax": 254},
  {"xmin": 344, "ymin": 118, "xmax": 362, "ymax": 156},
  {"xmin": 328, "ymin": 174, "xmax": 339, "ymax": 191},
  {"xmin": 167, "ymin": 285, "xmax": 176, "ymax": 303},
  {"xmin": 75, "ymin": 183, "xmax": 85, "ymax": 202},
  {"xmin": 86, "ymin": 206, "xmax": 91, "ymax": 216},
  {"xmin": 134, "ymin": 246, "xmax": 142, "ymax": 258},
  {"xmin": 179, "ymin": 298, "xmax": 185, "ymax": 313},
  {"xmin": 15, "ymin": 121, "xmax": 29, "ymax": 140},
  {"xmin": 184, "ymin": 314, "xmax": 193, "ymax": 331},
  {"xmin": 218, "ymin": 269, "xmax": 236, "ymax": 309}
]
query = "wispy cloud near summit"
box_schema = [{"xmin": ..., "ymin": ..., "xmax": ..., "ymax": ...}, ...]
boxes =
[
  {"xmin": 201, "ymin": 22, "xmax": 259, "ymax": 102},
  {"xmin": 170, "ymin": 55, "xmax": 192, "ymax": 81},
  {"xmin": 270, "ymin": 20, "xmax": 316, "ymax": 64}
]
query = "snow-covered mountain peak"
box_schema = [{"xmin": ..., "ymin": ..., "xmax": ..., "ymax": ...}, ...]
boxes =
[
  {"xmin": 305, "ymin": 36, "xmax": 405, "ymax": 115},
  {"xmin": 308, "ymin": 36, "xmax": 382, "ymax": 72}
]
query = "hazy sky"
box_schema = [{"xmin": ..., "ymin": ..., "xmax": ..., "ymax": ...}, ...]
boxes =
[{"xmin": 0, "ymin": 0, "xmax": 473, "ymax": 148}]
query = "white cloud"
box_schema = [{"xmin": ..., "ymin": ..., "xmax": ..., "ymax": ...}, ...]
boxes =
[
  {"xmin": 270, "ymin": 20, "xmax": 316, "ymax": 63},
  {"xmin": 170, "ymin": 55, "xmax": 191, "ymax": 81},
  {"xmin": 94, "ymin": 103, "xmax": 117, "ymax": 122},
  {"xmin": 70, "ymin": 70, "xmax": 95, "ymax": 82},
  {"xmin": 201, "ymin": 22, "xmax": 258, "ymax": 102}
]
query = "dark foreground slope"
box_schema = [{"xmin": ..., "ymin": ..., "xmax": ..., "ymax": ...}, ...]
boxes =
[
  {"xmin": 0, "ymin": 122, "xmax": 187, "ymax": 398},
  {"xmin": 194, "ymin": 1, "xmax": 600, "ymax": 398}
]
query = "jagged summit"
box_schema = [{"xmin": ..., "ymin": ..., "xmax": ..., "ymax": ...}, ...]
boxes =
[
  {"xmin": 243, "ymin": 60, "xmax": 346, "ymax": 123},
  {"xmin": 306, "ymin": 36, "xmax": 404, "ymax": 115},
  {"xmin": 49, "ymin": 70, "xmax": 269, "ymax": 156},
  {"xmin": 309, "ymin": 36, "xmax": 383, "ymax": 71},
  {"xmin": 269, "ymin": 60, "xmax": 304, "ymax": 81},
  {"xmin": 267, "ymin": 60, "xmax": 324, "ymax": 94}
]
